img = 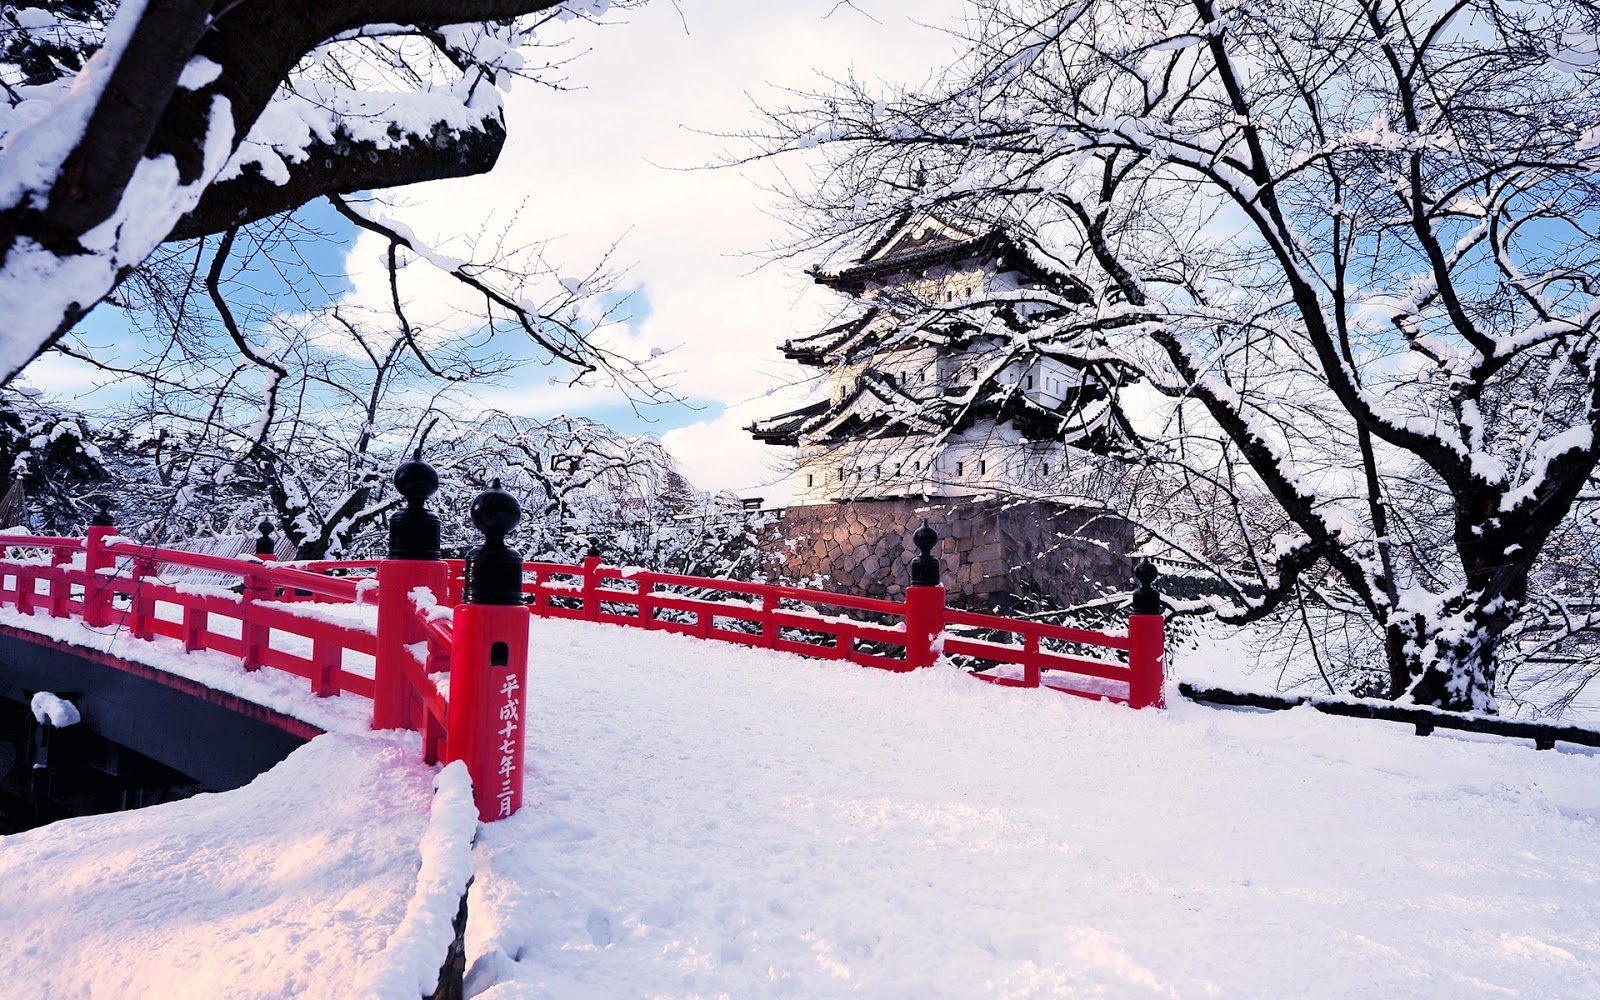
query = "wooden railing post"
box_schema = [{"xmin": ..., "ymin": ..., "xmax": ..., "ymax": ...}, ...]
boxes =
[
  {"xmin": 48, "ymin": 546, "xmax": 71, "ymax": 617},
  {"xmin": 1127, "ymin": 560, "xmax": 1166, "ymax": 709},
  {"xmin": 448, "ymin": 480, "xmax": 531, "ymax": 822},
  {"xmin": 760, "ymin": 589, "xmax": 778, "ymax": 647},
  {"xmin": 15, "ymin": 563, "xmax": 32, "ymax": 616},
  {"xmin": 904, "ymin": 520, "xmax": 947, "ymax": 670},
  {"xmin": 130, "ymin": 557, "xmax": 156, "ymax": 640},
  {"xmin": 82, "ymin": 499, "xmax": 117, "ymax": 627},
  {"xmin": 240, "ymin": 570, "xmax": 271, "ymax": 671},
  {"xmin": 581, "ymin": 538, "xmax": 602, "ymax": 621},
  {"xmin": 376, "ymin": 453, "xmax": 449, "ymax": 731}
]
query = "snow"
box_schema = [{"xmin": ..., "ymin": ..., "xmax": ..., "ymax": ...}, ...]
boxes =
[
  {"xmin": 0, "ymin": 605, "xmax": 373, "ymax": 734},
  {"xmin": 2, "ymin": 612, "xmax": 1598, "ymax": 996},
  {"xmin": 351, "ymin": 762, "xmax": 479, "ymax": 999},
  {"xmin": 29, "ymin": 689, "xmax": 80, "ymax": 727},
  {"xmin": 0, "ymin": 731, "xmax": 448, "ymax": 999},
  {"xmin": 464, "ymin": 618, "xmax": 1600, "ymax": 998}
]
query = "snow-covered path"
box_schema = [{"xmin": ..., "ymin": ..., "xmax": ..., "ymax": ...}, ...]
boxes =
[{"xmin": 467, "ymin": 618, "xmax": 1600, "ymax": 998}]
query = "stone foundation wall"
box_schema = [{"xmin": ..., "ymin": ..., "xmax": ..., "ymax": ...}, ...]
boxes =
[{"xmin": 758, "ymin": 498, "xmax": 1134, "ymax": 611}]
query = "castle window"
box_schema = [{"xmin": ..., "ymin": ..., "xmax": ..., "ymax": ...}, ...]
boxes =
[
  {"xmin": 956, "ymin": 461, "xmax": 965, "ymax": 477},
  {"xmin": 837, "ymin": 468, "xmax": 845, "ymax": 482},
  {"xmin": 978, "ymin": 459, "xmax": 987, "ymax": 475},
  {"xmin": 806, "ymin": 474, "xmax": 814, "ymax": 488},
  {"xmin": 1026, "ymin": 375, "xmax": 1034, "ymax": 389},
  {"xmin": 1042, "ymin": 463, "xmax": 1050, "ymax": 477}
]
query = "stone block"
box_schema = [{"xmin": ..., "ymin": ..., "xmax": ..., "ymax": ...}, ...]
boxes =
[{"xmin": 970, "ymin": 542, "xmax": 1003, "ymax": 564}]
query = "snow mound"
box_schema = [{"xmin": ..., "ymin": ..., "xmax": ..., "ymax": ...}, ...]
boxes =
[{"xmin": 0, "ymin": 731, "xmax": 440, "ymax": 999}]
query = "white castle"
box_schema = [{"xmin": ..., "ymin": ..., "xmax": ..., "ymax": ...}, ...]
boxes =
[{"xmin": 750, "ymin": 214, "xmax": 1132, "ymax": 505}]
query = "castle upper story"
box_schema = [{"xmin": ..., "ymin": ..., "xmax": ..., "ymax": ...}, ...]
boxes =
[{"xmin": 749, "ymin": 214, "xmax": 1133, "ymax": 505}]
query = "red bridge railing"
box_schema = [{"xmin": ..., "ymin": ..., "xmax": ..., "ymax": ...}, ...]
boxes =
[
  {"xmin": 0, "ymin": 470, "xmax": 1167, "ymax": 823},
  {"xmin": 511, "ymin": 555, "xmax": 1165, "ymax": 707}
]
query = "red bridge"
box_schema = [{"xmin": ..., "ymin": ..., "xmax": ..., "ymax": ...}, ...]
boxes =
[{"xmin": 0, "ymin": 457, "xmax": 1166, "ymax": 823}]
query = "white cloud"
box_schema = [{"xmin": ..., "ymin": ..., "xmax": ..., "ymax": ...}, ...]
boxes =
[{"xmin": 661, "ymin": 404, "xmax": 796, "ymax": 506}]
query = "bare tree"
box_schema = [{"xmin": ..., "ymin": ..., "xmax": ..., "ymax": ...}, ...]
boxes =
[
  {"xmin": 0, "ymin": 0, "xmax": 643, "ymax": 384},
  {"xmin": 748, "ymin": 0, "xmax": 1600, "ymax": 712}
]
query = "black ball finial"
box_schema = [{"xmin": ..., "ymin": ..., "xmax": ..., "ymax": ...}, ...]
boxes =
[
  {"xmin": 388, "ymin": 451, "xmax": 441, "ymax": 560},
  {"xmin": 909, "ymin": 519, "xmax": 941, "ymax": 587},
  {"xmin": 90, "ymin": 496, "xmax": 114, "ymax": 527},
  {"xmin": 394, "ymin": 448, "xmax": 440, "ymax": 506},
  {"xmin": 1131, "ymin": 559, "xmax": 1162, "ymax": 615},
  {"xmin": 465, "ymin": 479, "xmax": 524, "ymax": 605},
  {"xmin": 255, "ymin": 518, "xmax": 276, "ymax": 556},
  {"xmin": 471, "ymin": 478, "xmax": 522, "ymax": 538},
  {"xmin": 586, "ymin": 535, "xmax": 602, "ymax": 560}
]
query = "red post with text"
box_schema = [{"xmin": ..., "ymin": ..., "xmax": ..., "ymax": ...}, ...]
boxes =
[
  {"xmin": 446, "ymin": 480, "xmax": 532, "ymax": 821},
  {"xmin": 1127, "ymin": 560, "xmax": 1167, "ymax": 709},
  {"xmin": 903, "ymin": 520, "xmax": 947, "ymax": 670}
]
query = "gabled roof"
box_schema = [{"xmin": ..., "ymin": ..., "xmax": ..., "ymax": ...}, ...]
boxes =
[
  {"xmin": 746, "ymin": 371, "xmax": 946, "ymax": 447},
  {"xmin": 861, "ymin": 215, "xmax": 981, "ymax": 266},
  {"xmin": 780, "ymin": 310, "xmax": 880, "ymax": 365},
  {"xmin": 748, "ymin": 364, "xmax": 1138, "ymax": 453},
  {"xmin": 812, "ymin": 212, "xmax": 1079, "ymax": 297},
  {"xmin": 747, "ymin": 399, "xmax": 832, "ymax": 446}
]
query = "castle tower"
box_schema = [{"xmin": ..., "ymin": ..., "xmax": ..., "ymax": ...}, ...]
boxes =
[
  {"xmin": 748, "ymin": 214, "xmax": 1132, "ymax": 504},
  {"xmin": 747, "ymin": 215, "xmax": 1136, "ymax": 611}
]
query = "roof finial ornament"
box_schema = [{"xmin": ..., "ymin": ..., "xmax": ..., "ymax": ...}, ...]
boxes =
[{"xmin": 910, "ymin": 519, "xmax": 940, "ymax": 587}]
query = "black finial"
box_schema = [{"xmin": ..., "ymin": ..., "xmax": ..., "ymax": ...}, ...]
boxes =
[
  {"xmin": 90, "ymin": 497, "xmax": 114, "ymax": 527},
  {"xmin": 586, "ymin": 535, "xmax": 601, "ymax": 560},
  {"xmin": 1131, "ymin": 559, "xmax": 1162, "ymax": 615},
  {"xmin": 388, "ymin": 452, "xmax": 441, "ymax": 560},
  {"xmin": 909, "ymin": 519, "xmax": 940, "ymax": 587},
  {"xmin": 464, "ymin": 479, "xmax": 524, "ymax": 605},
  {"xmin": 255, "ymin": 518, "xmax": 275, "ymax": 556}
]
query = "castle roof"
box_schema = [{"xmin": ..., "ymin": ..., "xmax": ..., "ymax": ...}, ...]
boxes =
[
  {"xmin": 812, "ymin": 213, "xmax": 1080, "ymax": 298},
  {"xmin": 747, "ymin": 366, "xmax": 1138, "ymax": 453}
]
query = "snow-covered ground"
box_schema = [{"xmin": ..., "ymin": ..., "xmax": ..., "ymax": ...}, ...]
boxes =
[
  {"xmin": 2, "ymin": 613, "xmax": 1598, "ymax": 997},
  {"xmin": 467, "ymin": 618, "xmax": 1600, "ymax": 998},
  {"xmin": 0, "ymin": 732, "xmax": 460, "ymax": 999}
]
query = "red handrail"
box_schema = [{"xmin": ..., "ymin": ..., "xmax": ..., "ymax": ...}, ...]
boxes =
[{"xmin": 514, "ymin": 557, "xmax": 1162, "ymax": 705}]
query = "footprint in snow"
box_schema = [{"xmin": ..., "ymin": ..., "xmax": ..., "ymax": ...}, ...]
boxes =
[{"xmin": 586, "ymin": 910, "xmax": 613, "ymax": 947}]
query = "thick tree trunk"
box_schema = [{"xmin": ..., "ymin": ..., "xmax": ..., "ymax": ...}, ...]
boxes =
[{"xmin": 1387, "ymin": 584, "xmax": 1522, "ymax": 713}]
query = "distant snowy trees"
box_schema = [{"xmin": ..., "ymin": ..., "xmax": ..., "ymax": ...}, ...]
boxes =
[
  {"xmin": 754, "ymin": 0, "xmax": 1600, "ymax": 711},
  {"xmin": 0, "ymin": 0, "xmax": 647, "ymax": 387},
  {"xmin": 0, "ymin": 383, "xmax": 759, "ymax": 573}
]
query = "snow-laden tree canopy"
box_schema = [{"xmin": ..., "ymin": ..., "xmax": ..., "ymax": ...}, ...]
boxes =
[
  {"xmin": 753, "ymin": 0, "xmax": 1600, "ymax": 711},
  {"xmin": 0, "ymin": 0, "xmax": 629, "ymax": 383}
]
